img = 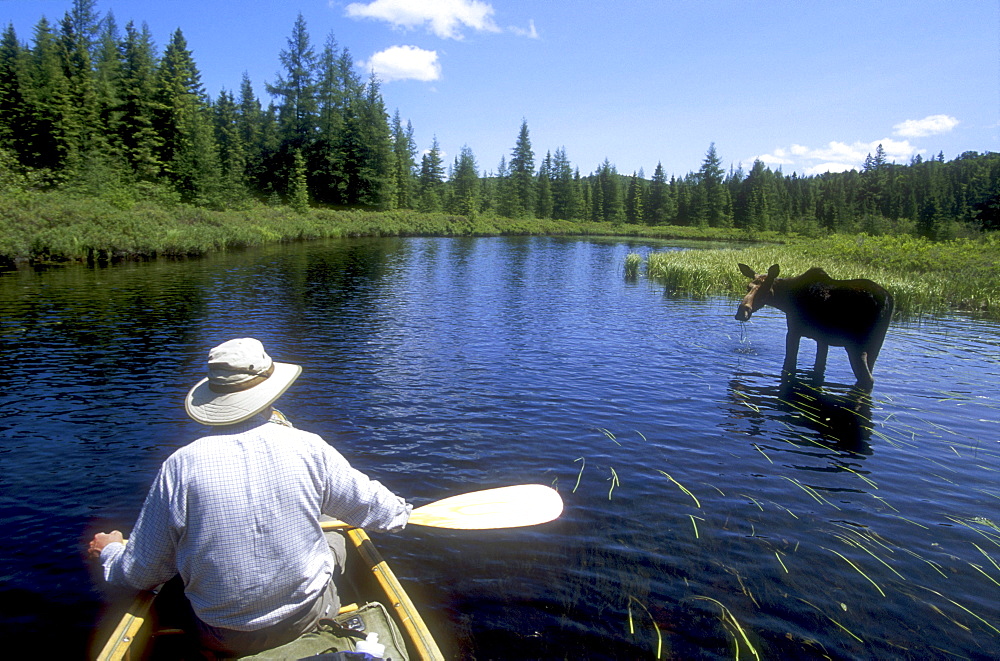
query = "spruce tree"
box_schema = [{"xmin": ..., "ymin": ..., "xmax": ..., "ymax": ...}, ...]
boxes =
[
  {"xmin": 625, "ymin": 171, "xmax": 643, "ymax": 224},
  {"xmin": 266, "ymin": 14, "xmax": 318, "ymax": 146},
  {"xmin": 57, "ymin": 8, "xmax": 102, "ymax": 174},
  {"xmin": 236, "ymin": 72, "xmax": 265, "ymax": 190},
  {"xmin": 391, "ymin": 110, "xmax": 416, "ymax": 209},
  {"xmin": 551, "ymin": 147, "xmax": 580, "ymax": 220},
  {"xmin": 214, "ymin": 88, "xmax": 248, "ymax": 204},
  {"xmin": 289, "ymin": 147, "xmax": 309, "ymax": 212},
  {"xmin": 450, "ymin": 145, "xmax": 479, "ymax": 217},
  {"xmin": 116, "ymin": 21, "xmax": 161, "ymax": 180},
  {"xmin": 0, "ymin": 25, "xmax": 29, "ymax": 157},
  {"xmin": 25, "ymin": 17, "xmax": 75, "ymax": 172},
  {"xmin": 535, "ymin": 151, "xmax": 553, "ymax": 219},
  {"xmin": 329, "ymin": 73, "xmax": 392, "ymax": 208},
  {"xmin": 417, "ymin": 136, "xmax": 445, "ymax": 212},
  {"xmin": 695, "ymin": 143, "xmax": 732, "ymax": 227},
  {"xmin": 509, "ymin": 119, "xmax": 535, "ymax": 217},
  {"xmin": 153, "ymin": 28, "xmax": 219, "ymax": 203}
]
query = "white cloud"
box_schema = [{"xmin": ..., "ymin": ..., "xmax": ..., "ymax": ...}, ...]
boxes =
[
  {"xmin": 754, "ymin": 150, "xmax": 794, "ymax": 166},
  {"xmin": 753, "ymin": 137, "xmax": 924, "ymax": 175},
  {"xmin": 509, "ymin": 19, "xmax": 539, "ymax": 39},
  {"xmin": 893, "ymin": 114, "xmax": 959, "ymax": 138},
  {"xmin": 805, "ymin": 162, "xmax": 856, "ymax": 175},
  {"xmin": 364, "ymin": 45, "xmax": 441, "ymax": 82},
  {"xmin": 344, "ymin": 0, "xmax": 500, "ymax": 40}
]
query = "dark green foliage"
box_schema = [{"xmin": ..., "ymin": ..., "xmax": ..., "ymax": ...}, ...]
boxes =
[{"xmin": 0, "ymin": 3, "xmax": 996, "ymax": 245}]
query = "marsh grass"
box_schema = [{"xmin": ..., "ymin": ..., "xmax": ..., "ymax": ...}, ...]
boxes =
[
  {"xmin": 642, "ymin": 233, "xmax": 1000, "ymax": 318},
  {"xmin": 624, "ymin": 252, "xmax": 642, "ymax": 279}
]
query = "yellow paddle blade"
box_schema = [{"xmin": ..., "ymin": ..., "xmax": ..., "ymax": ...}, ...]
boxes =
[
  {"xmin": 410, "ymin": 484, "xmax": 563, "ymax": 530},
  {"xmin": 320, "ymin": 484, "xmax": 564, "ymax": 531}
]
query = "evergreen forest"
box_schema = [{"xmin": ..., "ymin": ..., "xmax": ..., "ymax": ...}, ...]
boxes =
[{"xmin": 1, "ymin": 1, "xmax": 998, "ymax": 257}]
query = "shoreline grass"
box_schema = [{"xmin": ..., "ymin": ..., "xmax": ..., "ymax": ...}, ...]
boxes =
[
  {"xmin": 4, "ymin": 190, "xmax": 997, "ymax": 320},
  {"xmin": 0, "ymin": 189, "xmax": 779, "ymax": 267},
  {"xmin": 640, "ymin": 234, "xmax": 1000, "ymax": 319}
]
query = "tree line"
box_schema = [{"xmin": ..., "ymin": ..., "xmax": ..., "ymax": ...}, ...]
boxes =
[{"xmin": 1, "ymin": 1, "xmax": 997, "ymax": 239}]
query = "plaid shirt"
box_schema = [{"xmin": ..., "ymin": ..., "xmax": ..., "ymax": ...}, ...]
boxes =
[{"xmin": 99, "ymin": 412, "xmax": 410, "ymax": 630}]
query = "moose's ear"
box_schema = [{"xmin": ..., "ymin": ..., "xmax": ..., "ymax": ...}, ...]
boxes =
[
  {"xmin": 738, "ymin": 263, "xmax": 756, "ymax": 279},
  {"xmin": 766, "ymin": 264, "xmax": 780, "ymax": 279}
]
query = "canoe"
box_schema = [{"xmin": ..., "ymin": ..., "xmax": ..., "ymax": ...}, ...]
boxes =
[{"xmin": 95, "ymin": 527, "xmax": 445, "ymax": 660}]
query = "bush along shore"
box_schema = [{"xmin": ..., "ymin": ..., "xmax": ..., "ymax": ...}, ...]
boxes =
[
  {"xmin": 637, "ymin": 233, "xmax": 1000, "ymax": 320},
  {"xmin": 0, "ymin": 190, "xmax": 785, "ymax": 267}
]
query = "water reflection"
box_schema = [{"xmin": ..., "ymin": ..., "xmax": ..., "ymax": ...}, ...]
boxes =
[
  {"xmin": 728, "ymin": 375, "xmax": 875, "ymax": 454},
  {"xmin": 3, "ymin": 237, "xmax": 1000, "ymax": 660}
]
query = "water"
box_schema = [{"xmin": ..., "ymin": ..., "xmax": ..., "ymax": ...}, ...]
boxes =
[{"xmin": 1, "ymin": 236, "xmax": 998, "ymax": 659}]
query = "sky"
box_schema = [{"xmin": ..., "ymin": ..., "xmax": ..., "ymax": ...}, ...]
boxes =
[{"xmin": 2, "ymin": 0, "xmax": 998, "ymax": 179}]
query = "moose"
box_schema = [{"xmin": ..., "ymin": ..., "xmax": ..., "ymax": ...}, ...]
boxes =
[{"xmin": 735, "ymin": 264, "xmax": 894, "ymax": 389}]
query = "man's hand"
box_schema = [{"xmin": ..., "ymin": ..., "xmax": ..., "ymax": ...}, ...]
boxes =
[{"xmin": 88, "ymin": 530, "xmax": 124, "ymax": 561}]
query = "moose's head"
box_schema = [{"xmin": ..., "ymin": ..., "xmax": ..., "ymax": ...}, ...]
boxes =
[{"xmin": 735, "ymin": 263, "xmax": 780, "ymax": 322}]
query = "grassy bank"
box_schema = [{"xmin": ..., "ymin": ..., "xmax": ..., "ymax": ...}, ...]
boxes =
[
  {"xmin": 0, "ymin": 190, "xmax": 784, "ymax": 265},
  {"xmin": 641, "ymin": 234, "xmax": 1000, "ymax": 319}
]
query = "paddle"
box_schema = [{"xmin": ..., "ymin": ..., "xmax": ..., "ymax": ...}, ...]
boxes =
[{"xmin": 320, "ymin": 484, "xmax": 564, "ymax": 531}]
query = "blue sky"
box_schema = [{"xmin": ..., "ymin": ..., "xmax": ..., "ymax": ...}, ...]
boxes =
[{"xmin": 2, "ymin": 0, "xmax": 997, "ymax": 178}]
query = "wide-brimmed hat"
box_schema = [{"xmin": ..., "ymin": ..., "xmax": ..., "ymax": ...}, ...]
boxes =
[{"xmin": 185, "ymin": 338, "xmax": 301, "ymax": 426}]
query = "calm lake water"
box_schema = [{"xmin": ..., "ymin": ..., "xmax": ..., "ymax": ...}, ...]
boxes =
[{"xmin": 1, "ymin": 236, "xmax": 998, "ymax": 660}]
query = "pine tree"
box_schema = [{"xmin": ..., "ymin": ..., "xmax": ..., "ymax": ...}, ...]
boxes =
[
  {"xmin": 331, "ymin": 74, "xmax": 393, "ymax": 208},
  {"xmin": 417, "ymin": 136, "xmax": 445, "ymax": 212},
  {"xmin": 289, "ymin": 147, "xmax": 309, "ymax": 212},
  {"xmin": 57, "ymin": 6, "xmax": 102, "ymax": 174},
  {"xmin": 594, "ymin": 159, "xmax": 624, "ymax": 223},
  {"xmin": 0, "ymin": 25, "xmax": 30, "ymax": 157},
  {"xmin": 92, "ymin": 13, "xmax": 122, "ymax": 134},
  {"xmin": 450, "ymin": 145, "xmax": 479, "ymax": 217},
  {"xmin": 551, "ymin": 147, "xmax": 581, "ymax": 220},
  {"xmin": 153, "ymin": 28, "xmax": 219, "ymax": 202},
  {"xmin": 213, "ymin": 88, "xmax": 248, "ymax": 204},
  {"xmin": 315, "ymin": 32, "xmax": 346, "ymax": 144},
  {"xmin": 694, "ymin": 143, "xmax": 732, "ymax": 227},
  {"xmin": 307, "ymin": 32, "xmax": 350, "ymax": 204},
  {"xmin": 645, "ymin": 162, "xmax": 666, "ymax": 225},
  {"xmin": 625, "ymin": 171, "xmax": 643, "ymax": 224},
  {"xmin": 535, "ymin": 151, "xmax": 553, "ymax": 219},
  {"xmin": 116, "ymin": 21, "xmax": 161, "ymax": 180},
  {"xmin": 390, "ymin": 110, "xmax": 416, "ymax": 209},
  {"xmin": 509, "ymin": 119, "xmax": 535, "ymax": 217},
  {"xmin": 236, "ymin": 72, "xmax": 265, "ymax": 190},
  {"xmin": 494, "ymin": 154, "xmax": 518, "ymax": 218},
  {"xmin": 24, "ymin": 17, "xmax": 75, "ymax": 172},
  {"xmin": 741, "ymin": 160, "xmax": 773, "ymax": 230},
  {"xmin": 266, "ymin": 14, "xmax": 318, "ymax": 146}
]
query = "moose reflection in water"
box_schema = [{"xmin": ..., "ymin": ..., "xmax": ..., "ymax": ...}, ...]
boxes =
[
  {"xmin": 729, "ymin": 376, "xmax": 875, "ymax": 454},
  {"xmin": 735, "ymin": 264, "xmax": 894, "ymax": 390}
]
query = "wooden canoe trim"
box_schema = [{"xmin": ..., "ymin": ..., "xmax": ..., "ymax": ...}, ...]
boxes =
[
  {"xmin": 94, "ymin": 589, "xmax": 156, "ymax": 661},
  {"xmin": 346, "ymin": 528, "xmax": 445, "ymax": 661}
]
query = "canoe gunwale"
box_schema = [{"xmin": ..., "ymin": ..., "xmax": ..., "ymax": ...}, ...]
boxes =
[{"xmin": 94, "ymin": 529, "xmax": 444, "ymax": 661}]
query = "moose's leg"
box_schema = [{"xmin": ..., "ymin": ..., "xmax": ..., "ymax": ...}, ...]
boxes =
[
  {"xmin": 865, "ymin": 331, "xmax": 888, "ymax": 372},
  {"xmin": 782, "ymin": 331, "xmax": 801, "ymax": 379},
  {"xmin": 847, "ymin": 347, "xmax": 875, "ymax": 390},
  {"xmin": 813, "ymin": 341, "xmax": 829, "ymax": 377}
]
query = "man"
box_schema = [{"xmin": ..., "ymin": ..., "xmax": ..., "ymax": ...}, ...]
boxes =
[{"xmin": 88, "ymin": 338, "xmax": 410, "ymax": 655}]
